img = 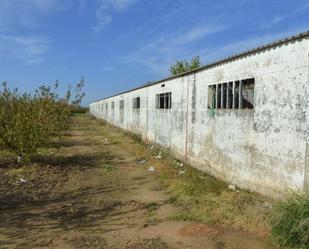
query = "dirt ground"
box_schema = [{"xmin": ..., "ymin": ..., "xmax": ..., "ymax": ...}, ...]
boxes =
[{"xmin": 0, "ymin": 114, "xmax": 277, "ymax": 249}]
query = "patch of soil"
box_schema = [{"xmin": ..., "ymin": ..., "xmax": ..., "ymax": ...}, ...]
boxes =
[
  {"xmin": 70, "ymin": 235, "xmax": 107, "ymax": 249},
  {"xmin": 0, "ymin": 164, "xmax": 69, "ymax": 207},
  {"xmin": 47, "ymin": 200, "xmax": 88, "ymax": 223},
  {"xmin": 179, "ymin": 223, "xmax": 221, "ymax": 238},
  {"xmin": 125, "ymin": 238, "xmax": 171, "ymax": 249},
  {"xmin": 0, "ymin": 115, "xmax": 277, "ymax": 249},
  {"xmin": 153, "ymin": 204, "xmax": 181, "ymax": 220}
]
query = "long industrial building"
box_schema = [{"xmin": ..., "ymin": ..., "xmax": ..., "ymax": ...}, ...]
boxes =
[{"xmin": 90, "ymin": 31, "xmax": 309, "ymax": 198}]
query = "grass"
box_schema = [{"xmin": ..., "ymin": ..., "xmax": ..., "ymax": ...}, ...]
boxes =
[
  {"xmin": 88, "ymin": 115, "xmax": 309, "ymax": 248},
  {"xmin": 101, "ymin": 163, "xmax": 115, "ymax": 173},
  {"xmin": 91, "ymin": 117, "xmax": 273, "ymax": 238},
  {"xmin": 0, "ymin": 149, "xmax": 15, "ymax": 158},
  {"xmin": 271, "ymin": 196, "xmax": 309, "ymax": 249},
  {"xmin": 158, "ymin": 162, "xmax": 272, "ymax": 237}
]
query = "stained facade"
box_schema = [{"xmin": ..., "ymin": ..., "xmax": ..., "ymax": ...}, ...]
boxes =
[{"xmin": 90, "ymin": 31, "xmax": 309, "ymax": 198}]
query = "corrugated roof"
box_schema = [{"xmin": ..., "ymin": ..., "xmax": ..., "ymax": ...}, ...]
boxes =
[{"xmin": 91, "ymin": 30, "xmax": 309, "ymax": 104}]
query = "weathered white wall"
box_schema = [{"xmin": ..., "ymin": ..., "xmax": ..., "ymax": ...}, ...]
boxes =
[{"xmin": 90, "ymin": 36, "xmax": 309, "ymax": 198}]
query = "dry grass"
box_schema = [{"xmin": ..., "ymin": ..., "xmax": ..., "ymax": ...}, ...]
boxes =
[
  {"xmin": 92, "ymin": 118, "xmax": 274, "ymax": 239},
  {"xmin": 157, "ymin": 161, "xmax": 272, "ymax": 238},
  {"xmin": 0, "ymin": 114, "xmax": 278, "ymax": 248}
]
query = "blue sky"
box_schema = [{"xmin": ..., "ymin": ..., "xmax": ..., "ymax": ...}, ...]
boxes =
[{"xmin": 0, "ymin": 0, "xmax": 308, "ymax": 105}]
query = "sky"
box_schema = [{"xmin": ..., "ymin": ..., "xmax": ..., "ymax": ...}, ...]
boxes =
[{"xmin": 0, "ymin": 0, "xmax": 309, "ymax": 106}]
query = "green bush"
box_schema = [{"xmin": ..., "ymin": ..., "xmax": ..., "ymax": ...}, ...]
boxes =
[
  {"xmin": 72, "ymin": 106, "xmax": 89, "ymax": 114},
  {"xmin": 272, "ymin": 195, "xmax": 309, "ymax": 249},
  {"xmin": 0, "ymin": 80, "xmax": 85, "ymax": 160}
]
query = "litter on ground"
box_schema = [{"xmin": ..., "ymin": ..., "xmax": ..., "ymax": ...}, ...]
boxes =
[
  {"xmin": 19, "ymin": 178, "xmax": 27, "ymax": 183},
  {"xmin": 148, "ymin": 166, "xmax": 155, "ymax": 172},
  {"xmin": 154, "ymin": 151, "xmax": 162, "ymax": 159},
  {"xmin": 138, "ymin": 159, "xmax": 148, "ymax": 164}
]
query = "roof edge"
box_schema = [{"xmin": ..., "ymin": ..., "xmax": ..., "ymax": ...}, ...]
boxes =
[{"xmin": 91, "ymin": 30, "xmax": 309, "ymax": 104}]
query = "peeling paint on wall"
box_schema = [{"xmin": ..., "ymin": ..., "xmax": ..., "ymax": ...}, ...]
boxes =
[{"xmin": 90, "ymin": 36, "xmax": 309, "ymax": 198}]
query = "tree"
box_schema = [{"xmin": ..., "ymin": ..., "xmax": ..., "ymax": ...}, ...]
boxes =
[
  {"xmin": 169, "ymin": 56, "xmax": 202, "ymax": 75},
  {"xmin": 0, "ymin": 79, "xmax": 85, "ymax": 161}
]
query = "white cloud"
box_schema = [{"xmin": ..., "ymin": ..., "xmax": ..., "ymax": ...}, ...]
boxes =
[
  {"xmin": 297, "ymin": 2, "xmax": 309, "ymax": 12},
  {"xmin": 0, "ymin": 35, "xmax": 50, "ymax": 64},
  {"xmin": 0, "ymin": 0, "xmax": 69, "ymax": 64},
  {"xmin": 124, "ymin": 25, "xmax": 308, "ymax": 76},
  {"xmin": 203, "ymin": 27, "xmax": 309, "ymax": 64},
  {"xmin": 259, "ymin": 14, "xmax": 286, "ymax": 29},
  {"xmin": 0, "ymin": 0, "xmax": 67, "ymax": 31},
  {"xmin": 259, "ymin": 2, "xmax": 309, "ymax": 30},
  {"xmin": 101, "ymin": 66, "xmax": 114, "ymax": 72},
  {"xmin": 92, "ymin": 0, "xmax": 139, "ymax": 32},
  {"xmin": 173, "ymin": 26, "xmax": 228, "ymax": 45},
  {"xmin": 124, "ymin": 24, "xmax": 227, "ymax": 74}
]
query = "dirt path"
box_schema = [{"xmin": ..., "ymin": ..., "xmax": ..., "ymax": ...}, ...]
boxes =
[{"xmin": 0, "ymin": 115, "xmax": 276, "ymax": 249}]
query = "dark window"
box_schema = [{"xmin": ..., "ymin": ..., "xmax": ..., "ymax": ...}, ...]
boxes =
[
  {"xmin": 119, "ymin": 100, "xmax": 124, "ymax": 109},
  {"xmin": 234, "ymin": 81, "xmax": 240, "ymax": 109},
  {"xmin": 242, "ymin": 78, "xmax": 255, "ymax": 109},
  {"xmin": 222, "ymin": 83, "xmax": 227, "ymax": 109},
  {"xmin": 133, "ymin": 97, "xmax": 140, "ymax": 109},
  {"xmin": 227, "ymin": 82, "xmax": 233, "ymax": 109},
  {"xmin": 217, "ymin": 84, "xmax": 222, "ymax": 109},
  {"xmin": 111, "ymin": 101, "xmax": 115, "ymax": 109},
  {"xmin": 208, "ymin": 78, "xmax": 255, "ymax": 110},
  {"xmin": 155, "ymin": 92, "xmax": 172, "ymax": 109}
]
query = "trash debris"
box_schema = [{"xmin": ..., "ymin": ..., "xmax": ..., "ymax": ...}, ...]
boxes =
[
  {"xmin": 262, "ymin": 202, "xmax": 272, "ymax": 209},
  {"xmin": 63, "ymin": 202, "xmax": 72, "ymax": 207},
  {"xmin": 138, "ymin": 159, "xmax": 148, "ymax": 164},
  {"xmin": 150, "ymin": 145, "xmax": 155, "ymax": 150},
  {"xmin": 148, "ymin": 166, "xmax": 155, "ymax": 172},
  {"xmin": 228, "ymin": 184, "xmax": 237, "ymax": 191},
  {"xmin": 17, "ymin": 156, "xmax": 22, "ymax": 163},
  {"xmin": 154, "ymin": 151, "xmax": 162, "ymax": 159},
  {"xmin": 19, "ymin": 178, "xmax": 27, "ymax": 183},
  {"xmin": 104, "ymin": 138, "xmax": 108, "ymax": 141},
  {"xmin": 179, "ymin": 171, "xmax": 186, "ymax": 175},
  {"xmin": 177, "ymin": 162, "xmax": 184, "ymax": 167}
]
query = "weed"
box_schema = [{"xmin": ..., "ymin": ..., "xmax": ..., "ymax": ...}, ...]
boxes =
[
  {"xmin": 101, "ymin": 164, "xmax": 115, "ymax": 173},
  {"xmin": 123, "ymin": 130, "xmax": 142, "ymax": 143},
  {"xmin": 271, "ymin": 195, "xmax": 309, "ymax": 249},
  {"xmin": 72, "ymin": 106, "xmax": 89, "ymax": 114},
  {"xmin": 145, "ymin": 202, "xmax": 160, "ymax": 212}
]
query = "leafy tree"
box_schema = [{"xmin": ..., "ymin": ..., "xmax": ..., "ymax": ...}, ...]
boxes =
[
  {"xmin": 0, "ymin": 79, "xmax": 85, "ymax": 161},
  {"xmin": 169, "ymin": 56, "xmax": 202, "ymax": 75}
]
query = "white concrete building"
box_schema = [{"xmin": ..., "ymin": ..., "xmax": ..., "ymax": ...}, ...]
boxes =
[{"xmin": 90, "ymin": 31, "xmax": 309, "ymax": 198}]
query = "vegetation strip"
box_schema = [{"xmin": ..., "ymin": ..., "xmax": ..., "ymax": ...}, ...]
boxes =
[{"xmin": 95, "ymin": 116, "xmax": 309, "ymax": 249}]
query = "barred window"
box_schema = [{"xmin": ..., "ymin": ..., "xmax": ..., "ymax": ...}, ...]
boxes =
[
  {"xmin": 208, "ymin": 78, "xmax": 254, "ymax": 109},
  {"xmin": 119, "ymin": 100, "xmax": 124, "ymax": 109},
  {"xmin": 133, "ymin": 97, "xmax": 140, "ymax": 109},
  {"xmin": 155, "ymin": 92, "xmax": 172, "ymax": 109}
]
